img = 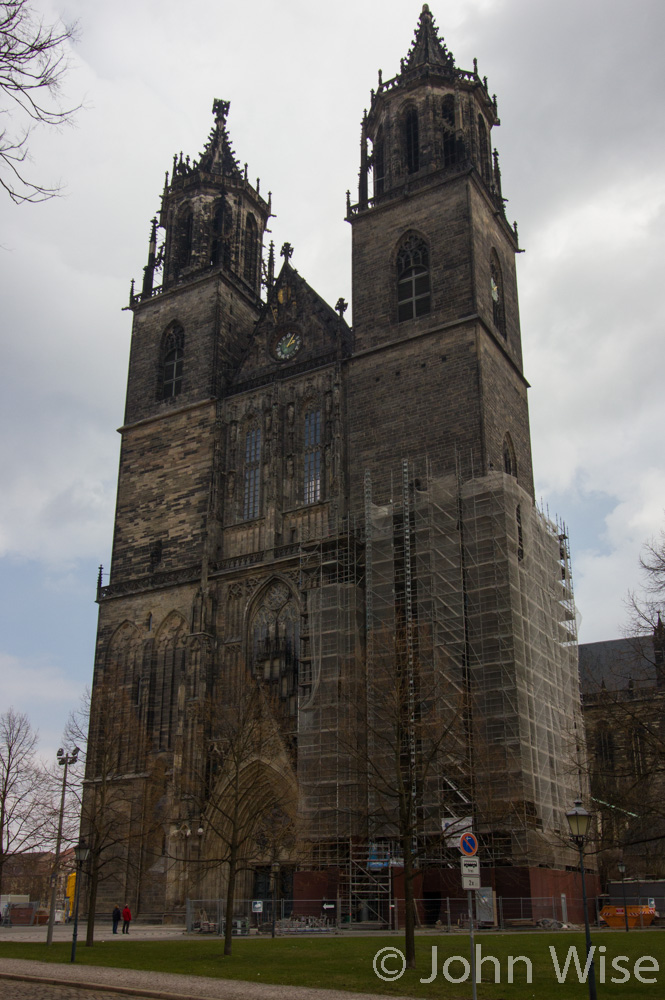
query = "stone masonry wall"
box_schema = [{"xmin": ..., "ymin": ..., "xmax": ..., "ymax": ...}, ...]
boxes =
[{"xmin": 110, "ymin": 401, "xmax": 216, "ymax": 582}]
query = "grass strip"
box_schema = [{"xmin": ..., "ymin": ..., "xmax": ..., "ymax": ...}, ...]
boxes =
[{"xmin": 1, "ymin": 931, "xmax": 664, "ymax": 998}]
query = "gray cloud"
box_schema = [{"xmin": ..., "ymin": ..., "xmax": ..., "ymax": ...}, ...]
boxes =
[{"xmin": 1, "ymin": 0, "xmax": 663, "ymax": 752}]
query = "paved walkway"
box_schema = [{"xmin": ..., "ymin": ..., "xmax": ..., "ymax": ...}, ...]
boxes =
[
  {"xmin": 0, "ymin": 958, "xmax": 418, "ymax": 1000},
  {"xmin": 0, "ymin": 924, "xmax": 417, "ymax": 1000}
]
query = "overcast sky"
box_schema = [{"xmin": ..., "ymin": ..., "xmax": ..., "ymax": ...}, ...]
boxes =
[{"xmin": 2, "ymin": 0, "xmax": 664, "ymax": 761}]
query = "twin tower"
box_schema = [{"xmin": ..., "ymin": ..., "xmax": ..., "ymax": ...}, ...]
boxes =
[{"xmin": 89, "ymin": 7, "xmax": 585, "ymax": 922}]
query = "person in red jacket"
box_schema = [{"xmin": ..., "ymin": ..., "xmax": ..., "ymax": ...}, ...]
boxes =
[{"xmin": 122, "ymin": 904, "xmax": 132, "ymax": 934}]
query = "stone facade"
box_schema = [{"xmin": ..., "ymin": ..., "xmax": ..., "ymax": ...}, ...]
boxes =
[
  {"xmin": 580, "ymin": 627, "xmax": 665, "ymax": 882},
  {"xmin": 86, "ymin": 8, "xmax": 585, "ymax": 922}
]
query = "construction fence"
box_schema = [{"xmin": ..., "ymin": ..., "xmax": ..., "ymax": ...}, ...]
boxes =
[{"xmin": 185, "ymin": 893, "xmax": 613, "ymax": 934}]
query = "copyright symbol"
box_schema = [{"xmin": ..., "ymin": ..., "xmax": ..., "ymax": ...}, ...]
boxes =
[{"xmin": 373, "ymin": 946, "xmax": 406, "ymax": 981}]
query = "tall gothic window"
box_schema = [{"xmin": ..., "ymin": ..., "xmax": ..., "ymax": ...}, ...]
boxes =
[
  {"xmin": 503, "ymin": 433, "xmax": 517, "ymax": 478},
  {"xmin": 249, "ymin": 581, "xmax": 299, "ymax": 739},
  {"xmin": 477, "ymin": 115, "xmax": 491, "ymax": 184},
  {"xmin": 374, "ymin": 127, "xmax": 385, "ymax": 196},
  {"xmin": 303, "ymin": 409, "xmax": 321, "ymax": 505},
  {"xmin": 442, "ymin": 95, "xmax": 456, "ymax": 168},
  {"xmin": 397, "ymin": 234, "xmax": 431, "ymax": 322},
  {"xmin": 152, "ymin": 613, "xmax": 187, "ymax": 752},
  {"xmin": 161, "ymin": 325, "xmax": 184, "ymax": 400},
  {"xmin": 516, "ymin": 504, "xmax": 524, "ymax": 562},
  {"xmin": 630, "ymin": 727, "xmax": 646, "ymax": 777},
  {"xmin": 491, "ymin": 250, "xmax": 506, "ymax": 336},
  {"xmin": 244, "ymin": 213, "xmax": 258, "ymax": 287},
  {"xmin": 210, "ymin": 198, "xmax": 231, "ymax": 268},
  {"xmin": 243, "ymin": 426, "xmax": 262, "ymax": 519},
  {"xmin": 595, "ymin": 725, "xmax": 615, "ymax": 771},
  {"xmin": 172, "ymin": 206, "xmax": 193, "ymax": 279},
  {"xmin": 405, "ymin": 108, "xmax": 419, "ymax": 174}
]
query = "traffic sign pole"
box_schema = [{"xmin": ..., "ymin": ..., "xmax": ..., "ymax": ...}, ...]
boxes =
[
  {"xmin": 459, "ymin": 832, "xmax": 479, "ymax": 1000},
  {"xmin": 468, "ymin": 889, "xmax": 477, "ymax": 1000}
]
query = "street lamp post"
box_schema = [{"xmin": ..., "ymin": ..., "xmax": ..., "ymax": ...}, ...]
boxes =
[
  {"xmin": 47, "ymin": 747, "xmax": 79, "ymax": 945},
  {"xmin": 566, "ymin": 800, "xmax": 597, "ymax": 1000},
  {"xmin": 617, "ymin": 861, "xmax": 629, "ymax": 933},
  {"xmin": 70, "ymin": 839, "xmax": 90, "ymax": 963},
  {"xmin": 271, "ymin": 861, "xmax": 280, "ymax": 939}
]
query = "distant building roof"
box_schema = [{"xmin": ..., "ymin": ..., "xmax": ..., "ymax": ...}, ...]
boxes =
[{"xmin": 578, "ymin": 636, "xmax": 658, "ymax": 696}]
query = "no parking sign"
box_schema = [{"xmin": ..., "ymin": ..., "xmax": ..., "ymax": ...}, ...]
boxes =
[{"xmin": 459, "ymin": 832, "xmax": 478, "ymax": 856}]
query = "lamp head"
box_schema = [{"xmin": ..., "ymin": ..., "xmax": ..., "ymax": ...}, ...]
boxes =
[
  {"xmin": 74, "ymin": 838, "xmax": 90, "ymax": 864},
  {"xmin": 566, "ymin": 799, "xmax": 592, "ymax": 842}
]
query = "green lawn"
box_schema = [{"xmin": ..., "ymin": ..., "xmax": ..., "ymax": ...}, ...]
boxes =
[{"xmin": 1, "ymin": 931, "xmax": 664, "ymax": 998}]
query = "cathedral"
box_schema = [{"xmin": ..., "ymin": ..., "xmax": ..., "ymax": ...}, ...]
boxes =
[{"xmin": 87, "ymin": 6, "xmax": 588, "ymax": 924}]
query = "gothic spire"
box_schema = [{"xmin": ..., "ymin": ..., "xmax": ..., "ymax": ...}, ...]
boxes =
[
  {"xmin": 196, "ymin": 99, "xmax": 243, "ymax": 178},
  {"xmin": 402, "ymin": 4, "xmax": 455, "ymax": 74}
]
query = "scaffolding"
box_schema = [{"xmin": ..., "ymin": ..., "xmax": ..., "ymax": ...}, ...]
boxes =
[
  {"xmin": 298, "ymin": 519, "xmax": 364, "ymax": 845},
  {"xmin": 459, "ymin": 472, "xmax": 581, "ymax": 865},
  {"xmin": 296, "ymin": 461, "xmax": 585, "ymax": 894}
]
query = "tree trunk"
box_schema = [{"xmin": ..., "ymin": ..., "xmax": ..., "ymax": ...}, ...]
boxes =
[{"xmin": 224, "ymin": 844, "xmax": 238, "ymax": 956}]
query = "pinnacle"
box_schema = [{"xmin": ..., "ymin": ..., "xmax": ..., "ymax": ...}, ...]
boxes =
[
  {"xmin": 402, "ymin": 3, "xmax": 455, "ymax": 73},
  {"xmin": 197, "ymin": 99, "xmax": 242, "ymax": 178}
]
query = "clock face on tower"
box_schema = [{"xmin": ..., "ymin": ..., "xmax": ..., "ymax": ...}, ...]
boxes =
[{"xmin": 274, "ymin": 330, "xmax": 302, "ymax": 361}]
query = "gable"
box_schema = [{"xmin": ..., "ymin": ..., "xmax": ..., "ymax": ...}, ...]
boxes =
[{"xmin": 231, "ymin": 262, "xmax": 352, "ymax": 390}]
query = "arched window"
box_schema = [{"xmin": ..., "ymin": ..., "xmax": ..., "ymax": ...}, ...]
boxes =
[
  {"xmin": 210, "ymin": 198, "xmax": 231, "ymax": 268},
  {"xmin": 243, "ymin": 213, "xmax": 258, "ymax": 287},
  {"xmin": 152, "ymin": 613, "xmax": 187, "ymax": 751},
  {"xmin": 595, "ymin": 726, "xmax": 615, "ymax": 771},
  {"xmin": 630, "ymin": 727, "xmax": 646, "ymax": 777},
  {"xmin": 405, "ymin": 108, "xmax": 419, "ymax": 174},
  {"xmin": 516, "ymin": 504, "xmax": 524, "ymax": 562},
  {"xmin": 477, "ymin": 115, "xmax": 491, "ymax": 184},
  {"xmin": 503, "ymin": 433, "xmax": 517, "ymax": 478},
  {"xmin": 172, "ymin": 206, "xmax": 193, "ymax": 279},
  {"xmin": 97, "ymin": 624, "xmax": 142, "ymax": 773},
  {"xmin": 303, "ymin": 408, "xmax": 322, "ymax": 505},
  {"xmin": 397, "ymin": 234, "xmax": 431, "ymax": 322},
  {"xmin": 491, "ymin": 250, "xmax": 506, "ymax": 336},
  {"xmin": 161, "ymin": 325, "xmax": 184, "ymax": 400},
  {"xmin": 374, "ymin": 127, "xmax": 385, "ymax": 196},
  {"xmin": 442, "ymin": 95, "xmax": 456, "ymax": 168},
  {"xmin": 243, "ymin": 425, "xmax": 262, "ymax": 520},
  {"xmin": 248, "ymin": 580, "xmax": 299, "ymax": 736}
]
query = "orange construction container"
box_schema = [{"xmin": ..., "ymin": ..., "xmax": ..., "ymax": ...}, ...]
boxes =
[{"xmin": 600, "ymin": 905, "xmax": 656, "ymax": 928}]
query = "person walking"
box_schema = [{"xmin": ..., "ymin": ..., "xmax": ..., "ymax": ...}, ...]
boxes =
[
  {"xmin": 122, "ymin": 904, "xmax": 132, "ymax": 934},
  {"xmin": 112, "ymin": 905, "xmax": 121, "ymax": 934}
]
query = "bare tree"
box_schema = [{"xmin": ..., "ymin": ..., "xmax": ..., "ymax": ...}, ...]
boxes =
[
  {"xmin": 0, "ymin": 708, "xmax": 52, "ymax": 893},
  {"xmin": 624, "ymin": 527, "xmax": 665, "ymax": 637},
  {"xmin": 579, "ymin": 528, "xmax": 665, "ymax": 878},
  {"xmin": 351, "ymin": 637, "xmax": 467, "ymax": 969},
  {"xmin": 188, "ymin": 667, "xmax": 298, "ymax": 956},
  {"xmin": 581, "ymin": 638, "xmax": 665, "ymax": 877},
  {"xmin": 0, "ymin": 0, "xmax": 79, "ymax": 203},
  {"xmin": 66, "ymin": 670, "xmax": 156, "ymax": 946}
]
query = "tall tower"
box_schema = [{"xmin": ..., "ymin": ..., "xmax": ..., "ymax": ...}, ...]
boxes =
[
  {"xmin": 114, "ymin": 99, "xmax": 271, "ymax": 584},
  {"xmin": 89, "ymin": 103, "xmax": 276, "ymax": 916},
  {"xmin": 346, "ymin": 6, "xmax": 585, "ymax": 893},
  {"xmin": 348, "ymin": 4, "xmax": 531, "ymax": 502}
]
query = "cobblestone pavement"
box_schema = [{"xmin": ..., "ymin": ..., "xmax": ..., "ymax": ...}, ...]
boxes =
[
  {"xmin": 0, "ymin": 959, "xmax": 418, "ymax": 1000},
  {"xmin": 0, "ymin": 979, "xmax": 159, "ymax": 1000}
]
